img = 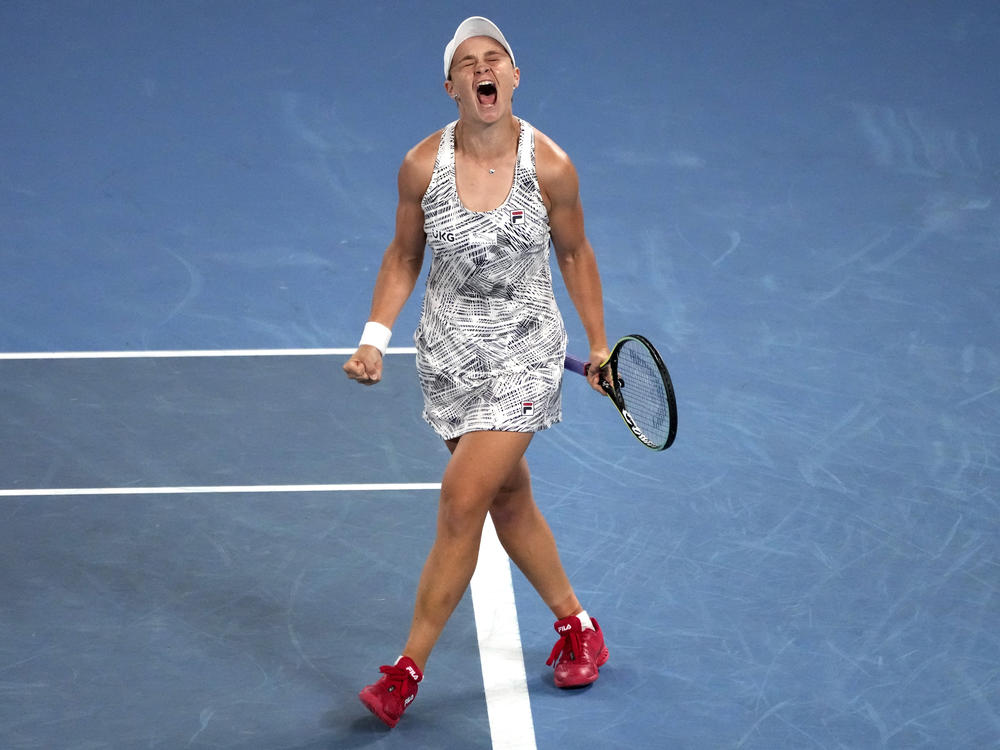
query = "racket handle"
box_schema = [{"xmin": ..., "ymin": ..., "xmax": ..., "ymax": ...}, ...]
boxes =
[{"xmin": 564, "ymin": 355, "xmax": 590, "ymax": 376}]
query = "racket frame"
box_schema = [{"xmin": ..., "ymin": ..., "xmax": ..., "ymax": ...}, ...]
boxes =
[{"xmin": 564, "ymin": 334, "xmax": 677, "ymax": 451}]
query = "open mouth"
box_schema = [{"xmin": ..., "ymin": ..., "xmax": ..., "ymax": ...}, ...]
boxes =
[{"xmin": 476, "ymin": 81, "xmax": 498, "ymax": 106}]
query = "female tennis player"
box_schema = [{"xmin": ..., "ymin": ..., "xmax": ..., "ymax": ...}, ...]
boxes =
[{"xmin": 344, "ymin": 16, "xmax": 612, "ymax": 728}]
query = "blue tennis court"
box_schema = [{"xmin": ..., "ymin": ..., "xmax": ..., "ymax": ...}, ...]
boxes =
[{"xmin": 2, "ymin": 2, "xmax": 998, "ymax": 748}]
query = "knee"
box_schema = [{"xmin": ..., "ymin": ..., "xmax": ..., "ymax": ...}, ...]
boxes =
[
  {"xmin": 489, "ymin": 481, "xmax": 531, "ymax": 533},
  {"xmin": 437, "ymin": 488, "xmax": 490, "ymax": 540},
  {"xmin": 490, "ymin": 497, "xmax": 523, "ymax": 535}
]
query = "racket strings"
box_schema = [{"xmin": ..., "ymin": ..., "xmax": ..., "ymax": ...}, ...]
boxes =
[{"xmin": 616, "ymin": 343, "xmax": 670, "ymax": 444}]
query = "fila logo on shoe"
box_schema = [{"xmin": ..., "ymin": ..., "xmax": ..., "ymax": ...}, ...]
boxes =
[
  {"xmin": 404, "ymin": 695, "xmax": 415, "ymax": 706},
  {"xmin": 557, "ymin": 624, "xmax": 573, "ymax": 633},
  {"xmin": 404, "ymin": 665, "xmax": 420, "ymax": 682}
]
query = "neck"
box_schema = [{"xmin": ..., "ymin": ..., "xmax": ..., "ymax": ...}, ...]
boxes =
[{"xmin": 455, "ymin": 116, "xmax": 519, "ymax": 164}]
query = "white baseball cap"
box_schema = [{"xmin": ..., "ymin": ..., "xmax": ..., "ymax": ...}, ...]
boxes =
[{"xmin": 443, "ymin": 16, "xmax": 515, "ymax": 79}]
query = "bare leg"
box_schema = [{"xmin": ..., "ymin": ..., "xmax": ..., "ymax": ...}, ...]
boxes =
[
  {"xmin": 488, "ymin": 455, "xmax": 582, "ymax": 620},
  {"xmin": 402, "ymin": 431, "xmax": 534, "ymax": 672}
]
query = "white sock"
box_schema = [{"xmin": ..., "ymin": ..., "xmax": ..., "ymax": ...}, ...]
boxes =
[{"xmin": 575, "ymin": 609, "xmax": 595, "ymax": 631}]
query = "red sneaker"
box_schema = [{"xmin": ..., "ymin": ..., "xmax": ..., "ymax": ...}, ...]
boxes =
[
  {"xmin": 358, "ymin": 656, "xmax": 423, "ymax": 728},
  {"xmin": 546, "ymin": 616, "xmax": 609, "ymax": 688}
]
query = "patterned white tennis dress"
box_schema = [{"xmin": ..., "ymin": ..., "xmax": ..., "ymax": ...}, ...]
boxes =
[{"xmin": 415, "ymin": 119, "xmax": 567, "ymax": 440}]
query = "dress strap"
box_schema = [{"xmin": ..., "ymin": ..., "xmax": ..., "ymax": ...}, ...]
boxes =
[
  {"xmin": 436, "ymin": 120, "xmax": 457, "ymax": 170},
  {"xmin": 517, "ymin": 119, "xmax": 534, "ymax": 171}
]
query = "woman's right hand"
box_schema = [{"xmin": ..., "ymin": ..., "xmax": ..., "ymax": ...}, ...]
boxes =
[{"xmin": 343, "ymin": 345, "xmax": 384, "ymax": 386}]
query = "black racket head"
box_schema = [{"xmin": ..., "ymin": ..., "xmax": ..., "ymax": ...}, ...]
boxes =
[{"xmin": 604, "ymin": 334, "xmax": 677, "ymax": 450}]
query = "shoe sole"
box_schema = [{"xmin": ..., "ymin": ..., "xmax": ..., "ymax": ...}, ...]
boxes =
[{"xmin": 359, "ymin": 692, "xmax": 400, "ymax": 729}]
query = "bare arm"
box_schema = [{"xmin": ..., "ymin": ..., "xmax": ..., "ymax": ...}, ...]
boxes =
[
  {"xmin": 343, "ymin": 137, "xmax": 436, "ymax": 385},
  {"xmin": 537, "ymin": 132, "xmax": 610, "ymax": 393}
]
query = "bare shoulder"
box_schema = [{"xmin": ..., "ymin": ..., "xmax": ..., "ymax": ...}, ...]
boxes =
[
  {"xmin": 532, "ymin": 127, "xmax": 580, "ymax": 207},
  {"xmin": 398, "ymin": 129, "xmax": 444, "ymax": 200}
]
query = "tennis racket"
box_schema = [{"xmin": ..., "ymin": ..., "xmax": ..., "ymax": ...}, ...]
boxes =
[{"xmin": 564, "ymin": 334, "xmax": 677, "ymax": 451}]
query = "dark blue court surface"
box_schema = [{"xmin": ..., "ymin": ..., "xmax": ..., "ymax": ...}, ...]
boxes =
[{"xmin": 2, "ymin": 2, "xmax": 998, "ymax": 748}]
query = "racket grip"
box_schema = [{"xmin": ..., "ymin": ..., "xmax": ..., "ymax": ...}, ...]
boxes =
[{"xmin": 564, "ymin": 355, "xmax": 590, "ymax": 376}]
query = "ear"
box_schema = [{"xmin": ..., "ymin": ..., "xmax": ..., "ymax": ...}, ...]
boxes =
[
  {"xmin": 443, "ymin": 80, "xmax": 456, "ymax": 99},
  {"xmin": 512, "ymin": 67, "xmax": 520, "ymax": 90}
]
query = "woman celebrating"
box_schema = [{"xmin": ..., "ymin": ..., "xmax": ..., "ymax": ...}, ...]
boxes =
[{"xmin": 344, "ymin": 16, "xmax": 611, "ymax": 728}]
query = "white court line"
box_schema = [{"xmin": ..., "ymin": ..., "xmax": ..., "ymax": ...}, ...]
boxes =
[
  {"xmin": 472, "ymin": 515, "xmax": 538, "ymax": 750},
  {"xmin": 0, "ymin": 347, "xmax": 418, "ymax": 360},
  {"xmin": 0, "ymin": 483, "xmax": 441, "ymax": 497},
  {"xmin": 0, "ymin": 479, "xmax": 537, "ymax": 748}
]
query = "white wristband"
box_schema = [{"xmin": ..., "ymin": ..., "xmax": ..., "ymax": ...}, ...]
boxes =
[{"xmin": 359, "ymin": 321, "xmax": 392, "ymax": 355}]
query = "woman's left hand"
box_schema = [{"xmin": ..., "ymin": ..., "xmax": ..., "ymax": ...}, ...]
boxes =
[{"xmin": 586, "ymin": 347, "xmax": 611, "ymax": 394}]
